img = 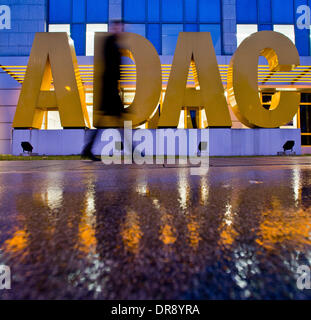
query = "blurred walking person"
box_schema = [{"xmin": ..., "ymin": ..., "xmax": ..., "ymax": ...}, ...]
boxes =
[{"xmin": 82, "ymin": 20, "xmax": 125, "ymax": 161}]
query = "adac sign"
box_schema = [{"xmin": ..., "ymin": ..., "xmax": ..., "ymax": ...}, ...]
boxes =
[{"xmin": 13, "ymin": 31, "xmax": 300, "ymax": 129}]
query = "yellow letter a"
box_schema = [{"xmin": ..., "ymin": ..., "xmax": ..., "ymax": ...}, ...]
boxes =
[
  {"xmin": 13, "ymin": 33, "xmax": 90, "ymax": 129},
  {"xmin": 158, "ymin": 32, "xmax": 231, "ymax": 128}
]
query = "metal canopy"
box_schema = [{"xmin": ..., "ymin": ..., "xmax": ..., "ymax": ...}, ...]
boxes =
[{"xmin": 2, "ymin": 64, "xmax": 311, "ymax": 88}]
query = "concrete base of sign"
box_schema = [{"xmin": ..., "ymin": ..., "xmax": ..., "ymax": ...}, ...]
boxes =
[
  {"xmin": 20, "ymin": 152, "xmax": 39, "ymax": 156},
  {"xmin": 12, "ymin": 128, "xmax": 302, "ymax": 157},
  {"xmin": 277, "ymin": 151, "xmax": 297, "ymax": 156},
  {"xmin": 302, "ymin": 146, "xmax": 311, "ymax": 155}
]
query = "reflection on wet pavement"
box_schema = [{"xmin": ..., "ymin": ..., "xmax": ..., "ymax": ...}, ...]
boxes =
[{"xmin": 1, "ymin": 158, "xmax": 311, "ymax": 299}]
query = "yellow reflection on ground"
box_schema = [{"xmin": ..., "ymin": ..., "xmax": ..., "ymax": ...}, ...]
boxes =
[
  {"xmin": 79, "ymin": 184, "xmax": 97, "ymax": 254},
  {"xmin": 219, "ymin": 203, "xmax": 238, "ymax": 247},
  {"xmin": 160, "ymin": 224, "xmax": 177, "ymax": 245},
  {"xmin": 158, "ymin": 203, "xmax": 177, "ymax": 245},
  {"xmin": 121, "ymin": 210, "xmax": 143, "ymax": 254},
  {"xmin": 256, "ymin": 197, "xmax": 311, "ymax": 250},
  {"xmin": 79, "ymin": 219, "xmax": 97, "ymax": 254},
  {"xmin": 187, "ymin": 218, "xmax": 201, "ymax": 249},
  {"xmin": 4, "ymin": 229, "xmax": 28, "ymax": 253}
]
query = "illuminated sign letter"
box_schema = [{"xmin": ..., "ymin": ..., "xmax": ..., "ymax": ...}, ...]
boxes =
[
  {"xmin": 13, "ymin": 33, "xmax": 90, "ymax": 129},
  {"xmin": 0, "ymin": 5, "xmax": 11, "ymax": 30},
  {"xmin": 227, "ymin": 31, "xmax": 300, "ymax": 128},
  {"xmin": 94, "ymin": 32, "xmax": 162, "ymax": 128},
  {"xmin": 158, "ymin": 32, "xmax": 232, "ymax": 128}
]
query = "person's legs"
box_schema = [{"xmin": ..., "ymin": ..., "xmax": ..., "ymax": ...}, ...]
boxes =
[{"xmin": 82, "ymin": 129, "xmax": 101, "ymax": 161}]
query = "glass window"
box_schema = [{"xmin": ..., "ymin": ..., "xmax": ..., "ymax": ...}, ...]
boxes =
[
  {"xmin": 273, "ymin": 25, "xmax": 295, "ymax": 43},
  {"xmin": 73, "ymin": 0, "xmax": 86, "ymax": 23},
  {"xmin": 184, "ymin": 24, "xmax": 198, "ymax": 32},
  {"xmin": 162, "ymin": 0, "xmax": 183, "ymax": 22},
  {"xmin": 236, "ymin": 0, "xmax": 257, "ymax": 24},
  {"xmin": 48, "ymin": 24, "xmax": 71, "ymax": 35},
  {"xmin": 271, "ymin": 0, "xmax": 294, "ymax": 24},
  {"xmin": 302, "ymin": 135, "xmax": 311, "ymax": 146},
  {"xmin": 295, "ymin": 28, "xmax": 309, "ymax": 56},
  {"xmin": 258, "ymin": 24, "xmax": 273, "ymax": 31},
  {"xmin": 299, "ymin": 93, "xmax": 311, "ymax": 145},
  {"xmin": 147, "ymin": 24, "xmax": 161, "ymax": 53},
  {"xmin": 162, "ymin": 24, "xmax": 183, "ymax": 55},
  {"xmin": 258, "ymin": 0, "xmax": 272, "ymax": 24},
  {"xmin": 185, "ymin": 0, "xmax": 197, "ymax": 23},
  {"xmin": 71, "ymin": 24, "xmax": 86, "ymax": 55},
  {"xmin": 199, "ymin": 0, "xmax": 221, "ymax": 23},
  {"xmin": 124, "ymin": 0, "xmax": 146, "ymax": 22},
  {"xmin": 260, "ymin": 92, "xmax": 273, "ymax": 110},
  {"xmin": 124, "ymin": 24, "xmax": 146, "ymax": 37},
  {"xmin": 49, "ymin": 0, "xmax": 71, "ymax": 23},
  {"xmin": 301, "ymin": 93, "xmax": 311, "ymax": 103},
  {"xmin": 86, "ymin": 0, "xmax": 108, "ymax": 23},
  {"xmin": 199, "ymin": 24, "xmax": 221, "ymax": 54},
  {"xmin": 47, "ymin": 111, "xmax": 63, "ymax": 130},
  {"xmin": 190, "ymin": 110, "xmax": 198, "ymax": 128},
  {"xmin": 300, "ymin": 106, "xmax": 311, "ymax": 133},
  {"xmin": 148, "ymin": 0, "xmax": 160, "ymax": 22},
  {"xmin": 178, "ymin": 110, "xmax": 185, "ymax": 128},
  {"xmin": 86, "ymin": 24, "xmax": 108, "ymax": 56},
  {"xmin": 236, "ymin": 24, "xmax": 258, "ymax": 47}
]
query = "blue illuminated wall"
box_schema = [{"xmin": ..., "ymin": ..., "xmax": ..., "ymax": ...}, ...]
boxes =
[
  {"xmin": 236, "ymin": 0, "xmax": 311, "ymax": 55},
  {"xmin": 49, "ymin": 0, "xmax": 109, "ymax": 55},
  {"xmin": 46, "ymin": 0, "xmax": 311, "ymax": 56},
  {"xmin": 1, "ymin": 0, "xmax": 311, "ymax": 57},
  {"xmin": 123, "ymin": 0, "xmax": 222, "ymax": 55},
  {"xmin": 0, "ymin": 0, "xmax": 47, "ymax": 56},
  {"xmin": 47, "ymin": 0, "xmax": 223, "ymax": 55}
]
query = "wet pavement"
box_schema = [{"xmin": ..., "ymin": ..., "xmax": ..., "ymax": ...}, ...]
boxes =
[{"xmin": 1, "ymin": 157, "xmax": 311, "ymax": 299}]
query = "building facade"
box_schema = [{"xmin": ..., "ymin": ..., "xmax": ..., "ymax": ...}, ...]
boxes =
[{"xmin": 0, "ymin": 0, "xmax": 311, "ymax": 154}]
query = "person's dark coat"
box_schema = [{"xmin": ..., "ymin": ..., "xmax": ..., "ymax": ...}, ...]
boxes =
[{"xmin": 101, "ymin": 34, "xmax": 124, "ymax": 116}]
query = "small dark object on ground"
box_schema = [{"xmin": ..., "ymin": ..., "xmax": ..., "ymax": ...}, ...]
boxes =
[
  {"xmin": 21, "ymin": 141, "xmax": 33, "ymax": 153},
  {"xmin": 283, "ymin": 140, "xmax": 295, "ymax": 152}
]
